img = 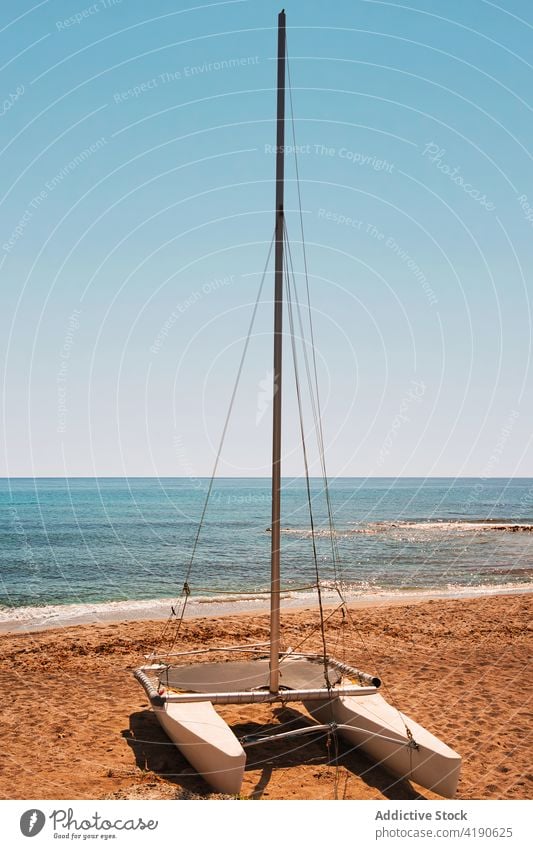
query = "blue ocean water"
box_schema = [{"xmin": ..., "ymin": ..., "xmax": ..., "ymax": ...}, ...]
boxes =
[{"xmin": 1, "ymin": 477, "xmax": 532, "ymax": 625}]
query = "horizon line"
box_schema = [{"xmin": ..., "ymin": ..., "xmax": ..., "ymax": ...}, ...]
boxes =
[{"xmin": 1, "ymin": 475, "xmax": 532, "ymax": 481}]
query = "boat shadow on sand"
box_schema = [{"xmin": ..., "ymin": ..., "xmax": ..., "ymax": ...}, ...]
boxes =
[{"xmin": 124, "ymin": 707, "xmax": 425, "ymax": 800}]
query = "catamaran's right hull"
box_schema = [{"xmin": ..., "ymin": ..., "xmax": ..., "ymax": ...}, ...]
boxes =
[
  {"xmin": 155, "ymin": 698, "xmax": 246, "ymax": 795},
  {"xmin": 304, "ymin": 690, "xmax": 461, "ymax": 798}
]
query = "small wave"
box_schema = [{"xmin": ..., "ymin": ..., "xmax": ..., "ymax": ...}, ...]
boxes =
[
  {"xmin": 0, "ymin": 596, "xmax": 176, "ymax": 630},
  {"xmin": 0, "ymin": 590, "xmax": 277, "ymax": 633},
  {"xmin": 2, "ymin": 580, "xmax": 532, "ymax": 633}
]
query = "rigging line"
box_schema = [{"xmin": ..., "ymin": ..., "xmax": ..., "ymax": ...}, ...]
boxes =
[
  {"xmin": 281, "ymin": 228, "xmax": 324, "ymax": 487},
  {"xmin": 284, "ymin": 52, "xmax": 382, "ymax": 738},
  {"xmin": 280, "ymin": 602, "xmax": 346, "ymax": 658},
  {"xmin": 283, "ymin": 230, "xmax": 331, "ymax": 689},
  {"xmin": 285, "ymin": 45, "xmax": 342, "ymax": 585},
  {"xmin": 329, "ymin": 579, "xmax": 406, "ymax": 716},
  {"xmin": 187, "ymin": 582, "xmax": 320, "ymax": 595},
  {"xmin": 283, "ymin": 27, "xmax": 339, "ymax": 596},
  {"xmin": 324, "ymin": 551, "xmax": 417, "ymax": 740},
  {"xmin": 284, "ymin": 222, "xmax": 344, "ymax": 676},
  {"xmin": 339, "ymin": 600, "xmax": 415, "ymax": 740},
  {"xmin": 287, "ymin": 213, "xmax": 342, "ymax": 581},
  {"xmin": 284, "ymin": 51, "xmax": 405, "ymax": 729},
  {"xmin": 282, "ymin": 224, "xmax": 323, "ymax": 477},
  {"xmin": 283, "ymin": 222, "xmax": 343, "ymax": 579},
  {"xmin": 156, "ymin": 228, "xmax": 277, "ymax": 654}
]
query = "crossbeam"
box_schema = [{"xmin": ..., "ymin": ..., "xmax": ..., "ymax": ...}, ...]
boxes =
[{"xmin": 160, "ymin": 685, "xmax": 377, "ymax": 705}]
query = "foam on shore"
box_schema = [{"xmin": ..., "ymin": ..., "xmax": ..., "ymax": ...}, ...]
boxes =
[{"xmin": 1, "ymin": 580, "xmax": 532, "ymax": 633}]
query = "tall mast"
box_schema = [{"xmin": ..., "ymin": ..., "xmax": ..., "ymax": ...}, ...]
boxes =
[{"xmin": 269, "ymin": 8, "xmax": 286, "ymax": 694}]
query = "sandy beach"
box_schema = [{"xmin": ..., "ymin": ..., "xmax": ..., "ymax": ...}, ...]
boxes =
[{"xmin": 0, "ymin": 592, "xmax": 531, "ymax": 801}]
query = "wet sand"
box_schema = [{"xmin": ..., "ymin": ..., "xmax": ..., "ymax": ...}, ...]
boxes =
[{"xmin": 0, "ymin": 593, "xmax": 531, "ymax": 800}]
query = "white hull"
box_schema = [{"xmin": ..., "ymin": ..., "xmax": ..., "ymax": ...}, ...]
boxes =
[
  {"xmin": 155, "ymin": 697, "xmax": 246, "ymax": 795},
  {"xmin": 137, "ymin": 661, "xmax": 460, "ymax": 797},
  {"xmin": 305, "ymin": 690, "xmax": 461, "ymax": 798}
]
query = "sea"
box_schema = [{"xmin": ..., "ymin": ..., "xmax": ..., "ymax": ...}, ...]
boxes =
[{"xmin": 1, "ymin": 477, "xmax": 532, "ymax": 631}]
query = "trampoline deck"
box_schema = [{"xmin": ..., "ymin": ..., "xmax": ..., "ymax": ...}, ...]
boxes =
[{"xmin": 160, "ymin": 657, "xmax": 342, "ymax": 694}]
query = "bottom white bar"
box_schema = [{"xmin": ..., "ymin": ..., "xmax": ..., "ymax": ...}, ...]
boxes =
[{"xmin": 2, "ymin": 800, "xmax": 531, "ymax": 849}]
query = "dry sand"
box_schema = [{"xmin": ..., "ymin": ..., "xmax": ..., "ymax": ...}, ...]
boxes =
[{"xmin": 0, "ymin": 593, "xmax": 531, "ymax": 801}]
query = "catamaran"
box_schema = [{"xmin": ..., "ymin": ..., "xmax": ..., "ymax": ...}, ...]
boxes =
[{"xmin": 134, "ymin": 10, "xmax": 461, "ymax": 799}]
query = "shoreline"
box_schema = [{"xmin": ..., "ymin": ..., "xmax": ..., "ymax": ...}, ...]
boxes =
[
  {"xmin": 0, "ymin": 592, "xmax": 531, "ymax": 800},
  {"xmin": 1, "ymin": 582, "xmax": 532, "ymax": 634}
]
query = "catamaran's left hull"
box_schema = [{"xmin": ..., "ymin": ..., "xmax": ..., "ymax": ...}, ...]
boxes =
[{"xmin": 155, "ymin": 698, "xmax": 246, "ymax": 795}]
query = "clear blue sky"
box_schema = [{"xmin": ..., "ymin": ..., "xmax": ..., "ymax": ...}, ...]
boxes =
[{"xmin": 1, "ymin": 0, "xmax": 532, "ymax": 477}]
